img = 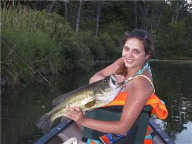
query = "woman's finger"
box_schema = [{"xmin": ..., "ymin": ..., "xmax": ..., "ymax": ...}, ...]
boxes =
[
  {"xmin": 114, "ymin": 74, "xmax": 125, "ymax": 83},
  {"xmin": 73, "ymin": 106, "xmax": 81, "ymax": 111}
]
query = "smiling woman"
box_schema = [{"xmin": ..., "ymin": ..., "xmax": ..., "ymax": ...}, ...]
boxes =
[
  {"xmin": 4, "ymin": 60, "xmax": 192, "ymax": 144},
  {"xmin": 116, "ymin": 30, "xmax": 154, "ymax": 76},
  {"xmin": 65, "ymin": 29, "xmax": 167, "ymax": 143}
]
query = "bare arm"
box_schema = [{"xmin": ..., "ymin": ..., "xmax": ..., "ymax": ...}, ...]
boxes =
[
  {"xmin": 89, "ymin": 57, "xmax": 123, "ymax": 83},
  {"xmin": 67, "ymin": 76, "xmax": 154, "ymax": 135}
]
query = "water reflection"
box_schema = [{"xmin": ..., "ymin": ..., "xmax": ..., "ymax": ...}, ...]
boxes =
[
  {"xmin": 1, "ymin": 70, "xmax": 95, "ymax": 144},
  {"xmin": 151, "ymin": 61, "xmax": 192, "ymax": 141},
  {"xmin": 175, "ymin": 122, "xmax": 192, "ymax": 143},
  {"xmin": 1, "ymin": 61, "xmax": 192, "ymax": 144}
]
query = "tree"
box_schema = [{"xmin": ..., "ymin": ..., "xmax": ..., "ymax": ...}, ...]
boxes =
[
  {"xmin": 76, "ymin": 0, "xmax": 83, "ymax": 33},
  {"xmin": 95, "ymin": 0, "xmax": 101, "ymax": 37},
  {"xmin": 63, "ymin": 0, "xmax": 68, "ymax": 22}
]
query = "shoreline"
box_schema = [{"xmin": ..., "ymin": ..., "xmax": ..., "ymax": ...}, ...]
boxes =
[{"xmin": 95, "ymin": 59, "xmax": 192, "ymax": 64}]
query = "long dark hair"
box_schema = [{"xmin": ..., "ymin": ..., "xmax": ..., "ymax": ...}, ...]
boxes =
[{"xmin": 116, "ymin": 29, "xmax": 154, "ymax": 76}]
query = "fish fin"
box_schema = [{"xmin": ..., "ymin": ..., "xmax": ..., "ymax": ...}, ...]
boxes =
[
  {"xmin": 84, "ymin": 100, "xmax": 96, "ymax": 108},
  {"xmin": 84, "ymin": 92, "xmax": 97, "ymax": 108},
  {"xmin": 52, "ymin": 94, "xmax": 67, "ymax": 106},
  {"xmin": 87, "ymin": 108, "xmax": 96, "ymax": 112},
  {"xmin": 36, "ymin": 113, "xmax": 53, "ymax": 133}
]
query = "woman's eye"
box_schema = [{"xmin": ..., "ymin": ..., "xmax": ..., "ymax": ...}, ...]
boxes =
[
  {"xmin": 123, "ymin": 47, "xmax": 129, "ymax": 51},
  {"xmin": 134, "ymin": 50, "xmax": 140, "ymax": 54}
]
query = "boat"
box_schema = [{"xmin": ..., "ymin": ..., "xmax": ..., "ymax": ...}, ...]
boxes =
[{"xmin": 34, "ymin": 107, "xmax": 175, "ymax": 144}]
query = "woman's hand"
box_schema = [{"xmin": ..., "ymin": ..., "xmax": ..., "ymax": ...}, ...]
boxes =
[
  {"xmin": 114, "ymin": 74, "xmax": 125, "ymax": 83},
  {"xmin": 66, "ymin": 106, "xmax": 85, "ymax": 125}
]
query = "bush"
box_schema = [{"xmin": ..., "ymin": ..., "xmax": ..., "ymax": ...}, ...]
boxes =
[{"xmin": 1, "ymin": 5, "xmax": 94, "ymax": 86}]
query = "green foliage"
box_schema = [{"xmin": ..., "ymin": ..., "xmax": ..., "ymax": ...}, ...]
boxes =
[
  {"xmin": 76, "ymin": 31, "xmax": 105, "ymax": 60},
  {"xmin": 154, "ymin": 20, "xmax": 192, "ymax": 59},
  {"xmin": 98, "ymin": 32, "xmax": 121, "ymax": 60},
  {"xmin": 1, "ymin": 5, "xmax": 94, "ymax": 85},
  {"xmin": 1, "ymin": 1, "xmax": 192, "ymax": 86},
  {"xmin": 40, "ymin": 1, "xmax": 192, "ymax": 60},
  {"xmin": 59, "ymin": 34, "xmax": 94, "ymax": 72},
  {"xmin": 2, "ymin": 27, "xmax": 60, "ymax": 84}
]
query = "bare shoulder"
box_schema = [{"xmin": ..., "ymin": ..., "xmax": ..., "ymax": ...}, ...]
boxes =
[
  {"xmin": 127, "ymin": 74, "xmax": 154, "ymax": 97},
  {"xmin": 133, "ymin": 76, "xmax": 152, "ymax": 87}
]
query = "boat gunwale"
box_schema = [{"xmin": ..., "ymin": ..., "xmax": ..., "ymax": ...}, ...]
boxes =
[
  {"xmin": 149, "ymin": 118, "xmax": 175, "ymax": 144},
  {"xmin": 34, "ymin": 116, "xmax": 175, "ymax": 144},
  {"xmin": 34, "ymin": 120, "xmax": 73, "ymax": 144}
]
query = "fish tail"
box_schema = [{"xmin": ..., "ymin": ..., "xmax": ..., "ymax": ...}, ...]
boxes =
[{"xmin": 36, "ymin": 113, "xmax": 53, "ymax": 132}]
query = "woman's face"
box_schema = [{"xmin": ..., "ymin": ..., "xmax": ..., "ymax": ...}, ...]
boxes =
[{"xmin": 122, "ymin": 38, "xmax": 150, "ymax": 70}]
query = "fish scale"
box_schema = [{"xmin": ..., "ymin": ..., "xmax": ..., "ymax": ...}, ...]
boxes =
[{"xmin": 36, "ymin": 74, "xmax": 124, "ymax": 132}]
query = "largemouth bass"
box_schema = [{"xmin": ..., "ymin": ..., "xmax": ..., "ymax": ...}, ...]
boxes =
[{"xmin": 36, "ymin": 74, "xmax": 124, "ymax": 132}]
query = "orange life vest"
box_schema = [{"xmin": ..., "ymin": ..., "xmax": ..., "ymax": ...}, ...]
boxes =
[
  {"xmin": 104, "ymin": 91, "xmax": 168, "ymax": 144},
  {"xmin": 105, "ymin": 91, "xmax": 168, "ymax": 120}
]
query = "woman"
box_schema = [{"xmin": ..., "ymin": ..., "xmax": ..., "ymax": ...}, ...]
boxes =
[{"xmin": 66, "ymin": 29, "xmax": 155, "ymax": 135}]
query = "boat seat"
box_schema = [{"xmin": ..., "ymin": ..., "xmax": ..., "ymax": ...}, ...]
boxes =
[{"xmin": 83, "ymin": 105, "xmax": 152, "ymax": 144}]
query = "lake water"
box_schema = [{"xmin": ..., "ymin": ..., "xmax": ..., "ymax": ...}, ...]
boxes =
[{"xmin": 1, "ymin": 61, "xmax": 192, "ymax": 144}]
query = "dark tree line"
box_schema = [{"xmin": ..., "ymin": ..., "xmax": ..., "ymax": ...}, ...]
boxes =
[
  {"xmin": 1, "ymin": 0, "xmax": 192, "ymax": 86},
  {"xmin": 36, "ymin": 0, "xmax": 192, "ymax": 59}
]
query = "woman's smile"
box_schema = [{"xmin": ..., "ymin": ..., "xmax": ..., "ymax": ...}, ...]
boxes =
[{"xmin": 125, "ymin": 58, "xmax": 134, "ymax": 63}]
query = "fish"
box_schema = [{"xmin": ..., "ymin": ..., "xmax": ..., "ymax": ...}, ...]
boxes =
[{"xmin": 36, "ymin": 74, "xmax": 124, "ymax": 132}]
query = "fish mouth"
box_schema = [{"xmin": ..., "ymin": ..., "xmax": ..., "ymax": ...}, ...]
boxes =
[
  {"xmin": 111, "ymin": 74, "xmax": 125, "ymax": 87},
  {"xmin": 96, "ymin": 74, "xmax": 124, "ymax": 103},
  {"xmin": 111, "ymin": 74, "xmax": 118, "ymax": 85}
]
